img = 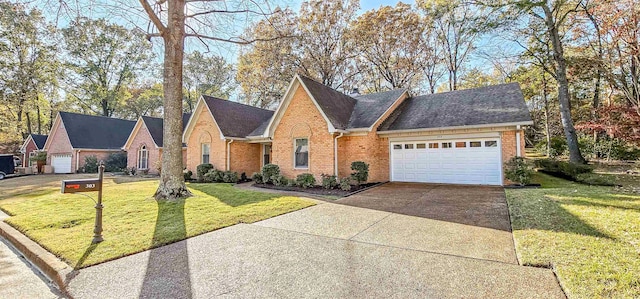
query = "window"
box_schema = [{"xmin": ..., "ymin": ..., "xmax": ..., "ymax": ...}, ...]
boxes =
[
  {"xmin": 201, "ymin": 143, "xmax": 210, "ymax": 164},
  {"xmin": 138, "ymin": 145, "xmax": 149, "ymax": 169},
  {"xmin": 470, "ymin": 141, "xmax": 482, "ymax": 148},
  {"xmin": 416, "ymin": 143, "xmax": 426, "ymax": 149},
  {"xmin": 393, "ymin": 144, "xmax": 402, "ymax": 149},
  {"xmin": 485, "ymin": 141, "xmax": 498, "ymax": 147},
  {"xmin": 294, "ymin": 138, "xmax": 308, "ymax": 168},
  {"xmin": 28, "ymin": 151, "xmax": 36, "ymax": 167},
  {"xmin": 455, "ymin": 142, "xmax": 467, "ymax": 148},
  {"xmin": 263, "ymin": 144, "xmax": 271, "ymax": 166},
  {"xmin": 404, "ymin": 144, "xmax": 414, "ymax": 149},
  {"xmin": 428, "ymin": 143, "xmax": 439, "ymax": 149},
  {"xmin": 442, "ymin": 142, "xmax": 452, "ymax": 149}
]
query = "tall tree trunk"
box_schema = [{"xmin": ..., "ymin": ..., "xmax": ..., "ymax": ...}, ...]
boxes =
[
  {"xmin": 25, "ymin": 111, "xmax": 32, "ymax": 136},
  {"xmin": 543, "ymin": 5, "xmax": 586, "ymax": 164},
  {"xmin": 154, "ymin": 0, "xmax": 191, "ymax": 200},
  {"xmin": 542, "ymin": 71, "xmax": 551, "ymax": 156},
  {"xmin": 37, "ymin": 102, "xmax": 42, "ymax": 134}
]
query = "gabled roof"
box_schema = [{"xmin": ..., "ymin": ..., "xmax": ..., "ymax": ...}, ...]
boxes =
[
  {"xmin": 202, "ymin": 95, "xmax": 274, "ymax": 138},
  {"xmin": 378, "ymin": 83, "xmax": 532, "ymax": 132},
  {"xmin": 20, "ymin": 134, "xmax": 48, "ymax": 153},
  {"xmin": 141, "ymin": 114, "xmax": 191, "ymax": 147},
  {"xmin": 348, "ymin": 89, "xmax": 408, "ymax": 129},
  {"xmin": 56, "ymin": 112, "xmax": 136, "ymax": 149},
  {"xmin": 297, "ymin": 75, "xmax": 357, "ymax": 130}
]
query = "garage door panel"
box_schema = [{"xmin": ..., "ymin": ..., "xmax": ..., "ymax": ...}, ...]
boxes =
[
  {"xmin": 391, "ymin": 139, "xmax": 501, "ymax": 185},
  {"xmin": 52, "ymin": 154, "xmax": 72, "ymax": 174}
]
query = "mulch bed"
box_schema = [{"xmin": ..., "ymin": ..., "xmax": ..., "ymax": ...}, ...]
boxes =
[
  {"xmin": 253, "ymin": 182, "xmax": 383, "ymax": 197},
  {"xmin": 504, "ymin": 184, "xmax": 541, "ymax": 189}
]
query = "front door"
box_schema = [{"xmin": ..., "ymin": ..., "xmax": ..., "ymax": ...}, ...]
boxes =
[{"xmin": 263, "ymin": 144, "xmax": 272, "ymax": 166}]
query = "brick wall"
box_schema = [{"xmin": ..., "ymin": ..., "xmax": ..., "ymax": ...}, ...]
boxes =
[
  {"xmin": 185, "ymin": 105, "xmax": 227, "ymax": 172},
  {"xmin": 45, "ymin": 119, "xmax": 75, "ymax": 170},
  {"xmin": 125, "ymin": 123, "xmax": 161, "ymax": 174},
  {"xmin": 271, "ymin": 85, "xmax": 334, "ymax": 181},
  {"xmin": 77, "ymin": 150, "xmax": 118, "ymax": 172},
  {"xmin": 501, "ymin": 129, "xmax": 526, "ymax": 184},
  {"xmin": 229, "ymin": 142, "xmax": 262, "ymax": 176},
  {"xmin": 22, "ymin": 139, "xmax": 37, "ymax": 167}
]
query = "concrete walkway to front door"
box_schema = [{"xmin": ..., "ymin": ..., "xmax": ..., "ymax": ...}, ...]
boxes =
[{"xmin": 66, "ymin": 184, "xmax": 565, "ymax": 298}]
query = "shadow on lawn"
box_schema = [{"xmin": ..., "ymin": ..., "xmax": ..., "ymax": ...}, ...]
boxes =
[
  {"xmin": 188, "ymin": 183, "xmax": 279, "ymax": 207},
  {"xmin": 139, "ymin": 199, "xmax": 192, "ymax": 299},
  {"xmin": 511, "ymin": 194, "xmax": 614, "ymax": 239}
]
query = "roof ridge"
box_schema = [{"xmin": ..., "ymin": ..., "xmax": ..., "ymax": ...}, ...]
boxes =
[
  {"xmin": 59, "ymin": 111, "xmax": 135, "ymax": 122},
  {"xmin": 202, "ymin": 95, "xmax": 274, "ymax": 112},
  {"xmin": 297, "ymin": 74, "xmax": 359, "ymax": 101},
  {"xmin": 415, "ymin": 83, "xmax": 519, "ymax": 99},
  {"xmin": 354, "ymin": 88, "xmax": 407, "ymax": 98}
]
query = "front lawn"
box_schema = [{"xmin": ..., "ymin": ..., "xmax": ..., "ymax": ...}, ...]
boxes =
[
  {"xmin": 506, "ymin": 172, "xmax": 639, "ymax": 298},
  {"xmin": 0, "ymin": 178, "xmax": 314, "ymax": 268}
]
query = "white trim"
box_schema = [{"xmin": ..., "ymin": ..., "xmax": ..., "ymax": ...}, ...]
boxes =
[
  {"xmin": 377, "ymin": 121, "xmax": 534, "ymax": 135},
  {"xmin": 263, "ymin": 75, "xmax": 338, "ymax": 138},
  {"xmin": 388, "ymin": 132, "xmax": 500, "ymax": 142},
  {"xmin": 201, "ymin": 143, "xmax": 211, "ymax": 164},
  {"xmin": 137, "ymin": 144, "xmax": 149, "ymax": 169},
  {"xmin": 226, "ymin": 139, "xmax": 234, "ymax": 171},
  {"xmin": 261, "ymin": 143, "xmax": 272, "ymax": 167},
  {"xmin": 293, "ymin": 137, "xmax": 309, "ymax": 169},
  {"xmin": 19, "ymin": 135, "xmax": 34, "ymax": 153},
  {"xmin": 334, "ymin": 133, "xmax": 344, "ymax": 176},
  {"xmin": 182, "ymin": 96, "xmax": 225, "ymax": 143},
  {"xmin": 516, "ymin": 125, "xmax": 522, "ymax": 157}
]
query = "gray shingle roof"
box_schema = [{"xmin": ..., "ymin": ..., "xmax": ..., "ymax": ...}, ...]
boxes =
[
  {"xmin": 30, "ymin": 134, "xmax": 48, "ymax": 149},
  {"xmin": 348, "ymin": 89, "xmax": 407, "ymax": 129},
  {"xmin": 377, "ymin": 83, "xmax": 532, "ymax": 132},
  {"xmin": 202, "ymin": 95, "xmax": 274, "ymax": 138},
  {"xmin": 298, "ymin": 75, "xmax": 357, "ymax": 130},
  {"xmin": 59, "ymin": 112, "xmax": 135, "ymax": 149},
  {"xmin": 142, "ymin": 113, "xmax": 191, "ymax": 147}
]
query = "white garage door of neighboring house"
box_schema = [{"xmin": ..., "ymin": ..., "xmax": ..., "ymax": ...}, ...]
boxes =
[
  {"xmin": 391, "ymin": 138, "xmax": 502, "ymax": 185},
  {"xmin": 51, "ymin": 154, "xmax": 72, "ymax": 174}
]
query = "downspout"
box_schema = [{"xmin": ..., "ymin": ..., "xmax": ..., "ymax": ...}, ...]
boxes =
[
  {"xmin": 226, "ymin": 139, "xmax": 234, "ymax": 171},
  {"xmin": 76, "ymin": 149, "xmax": 80, "ymax": 173},
  {"xmin": 516, "ymin": 125, "xmax": 522, "ymax": 157},
  {"xmin": 334, "ymin": 133, "xmax": 344, "ymax": 176}
]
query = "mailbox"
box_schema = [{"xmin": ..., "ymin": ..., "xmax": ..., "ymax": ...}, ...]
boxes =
[{"xmin": 61, "ymin": 179, "xmax": 102, "ymax": 193}]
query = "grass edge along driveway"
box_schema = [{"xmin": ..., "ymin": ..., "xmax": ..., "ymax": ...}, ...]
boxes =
[
  {"xmin": 506, "ymin": 173, "xmax": 639, "ymax": 299},
  {"xmin": 0, "ymin": 179, "xmax": 315, "ymax": 268}
]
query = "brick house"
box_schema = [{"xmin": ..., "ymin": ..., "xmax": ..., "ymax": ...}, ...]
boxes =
[
  {"xmin": 19, "ymin": 134, "xmax": 47, "ymax": 167},
  {"xmin": 122, "ymin": 114, "xmax": 191, "ymax": 174},
  {"xmin": 43, "ymin": 112, "xmax": 135, "ymax": 173},
  {"xmin": 184, "ymin": 75, "xmax": 531, "ymax": 185}
]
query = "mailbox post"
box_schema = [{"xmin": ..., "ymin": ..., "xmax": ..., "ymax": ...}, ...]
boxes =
[{"xmin": 61, "ymin": 161, "xmax": 105, "ymax": 244}]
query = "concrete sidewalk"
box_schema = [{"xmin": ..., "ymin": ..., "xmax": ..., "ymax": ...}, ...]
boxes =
[
  {"xmin": 0, "ymin": 237, "xmax": 60, "ymax": 299},
  {"xmin": 67, "ymin": 204, "xmax": 564, "ymax": 298}
]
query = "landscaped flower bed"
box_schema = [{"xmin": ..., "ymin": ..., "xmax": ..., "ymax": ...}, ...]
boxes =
[{"xmin": 253, "ymin": 181, "xmax": 382, "ymax": 197}]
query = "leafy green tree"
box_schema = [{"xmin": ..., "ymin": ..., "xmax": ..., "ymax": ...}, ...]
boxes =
[
  {"xmin": 61, "ymin": 18, "xmax": 153, "ymax": 117},
  {"xmin": 120, "ymin": 83, "xmax": 164, "ymax": 119},
  {"xmin": 183, "ymin": 51, "xmax": 235, "ymax": 112}
]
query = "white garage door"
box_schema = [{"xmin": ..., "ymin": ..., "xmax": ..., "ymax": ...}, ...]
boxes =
[
  {"xmin": 51, "ymin": 154, "xmax": 72, "ymax": 174},
  {"xmin": 391, "ymin": 139, "xmax": 502, "ymax": 185}
]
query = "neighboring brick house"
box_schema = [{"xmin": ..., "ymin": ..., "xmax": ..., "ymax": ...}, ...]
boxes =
[
  {"xmin": 122, "ymin": 114, "xmax": 191, "ymax": 174},
  {"xmin": 19, "ymin": 134, "xmax": 47, "ymax": 167},
  {"xmin": 43, "ymin": 112, "xmax": 135, "ymax": 173},
  {"xmin": 185, "ymin": 75, "xmax": 531, "ymax": 185}
]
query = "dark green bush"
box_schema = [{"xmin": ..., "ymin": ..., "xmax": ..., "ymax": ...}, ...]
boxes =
[
  {"xmin": 240, "ymin": 172, "xmax": 247, "ymax": 182},
  {"xmin": 183, "ymin": 170, "xmax": 193, "ymax": 181},
  {"xmin": 350, "ymin": 161, "xmax": 369, "ymax": 186},
  {"xmin": 321, "ymin": 174, "xmax": 338, "ymax": 189},
  {"xmin": 272, "ymin": 174, "xmax": 288, "ymax": 187},
  {"xmin": 287, "ymin": 178, "xmax": 297, "ymax": 187},
  {"xmin": 202, "ymin": 169, "xmax": 217, "ymax": 183},
  {"xmin": 339, "ymin": 177, "xmax": 352, "ymax": 191},
  {"xmin": 82, "ymin": 155, "xmax": 99, "ymax": 173},
  {"xmin": 534, "ymin": 158, "xmax": 593, "ymax": 180},
  {"xmin": 296, "ymin": 173, "xmax": 316, "ymax": 189},
  {"xmin": 262, "ymin": 164, "xmax": 280, "ymax": 184},
  {"xmin": 105, "ymin": 152, "xmax": 127, "ymax": 172},
  {"xmin": 575, "ymin": 173, "xmax": 616, "ymax": 186},
  {"xmin": 504, "ymin": 157, "xmax": 533, "ymax": 185},
  {"xmin": 252, "ymin": 172, "xmax": 263, "ymax": 184},
  {"xmin": 196, "ymin": 163, "xmax": 214, "ymax": 181},
  {"xmin": 223, "ymin": 171, "xmax": 239, "ymax": 183}
]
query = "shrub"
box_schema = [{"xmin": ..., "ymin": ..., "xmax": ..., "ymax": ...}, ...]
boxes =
[
  {"xmin": 272, "ymin": 174, "xmax": 288, "ymax": 187},
  {"xmin": 350, "ymin": 161, "xmax": 369, "ymax": 186},
  {"xmin": 202, "ymin": 169, "xmax": 216, "ymax": 183},
  {"xmin": 183, "ymin": 170, "xmax": 193, "ymax": 181},
  {"xmin": 240, "ymin": 172, "xmax": 247, "ymax": 182},
  {"xmin": 104, "ymin": 152, "xmax": 127, "ymax": 172},
  {"xmin": 296, "ymin": 173, "xmax": 316, "ymax": 189},
  {"xmin": 321, "ymin": 174, "xmax": 338, "ymax": 189},
  {"xmin": 196, "ymin": 163, "xmax": 214, "ymax": 181},
  {"xmin": 504, "ymin": 157, "xmax": 533, "ymax": 185},
  {"xmin": 223, "ymin": 171, "xmax": 239, "ymax": 183},
  {"xmin": 549, "ymin": 137, "xmax": 567, "ymax": 157},
  {"xmin": 262, "ymin": 164, "xmax": 280, "ymax": 184},
  {"xmin": 287, "ymin": 178, "xmax": 297, "ymax": 187},
  {"xmin": 339, "ymin": 177, "xmax": 352, "ymax": 191},
  {"xmin": 252, "ymin": 172, "xmax": 264, "ymax": 184},
  {"xmin": 534, "ymin": 158, "xmax": 593, "ymax": 180},
  {"xmin": 82, "ymin": 155, "xmax": 99, "ymax": 173},
  {"xmin": 128, "ymin": 167, "xmax": 137, "ymax": 176}
]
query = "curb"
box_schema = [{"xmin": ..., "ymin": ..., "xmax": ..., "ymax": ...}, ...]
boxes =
[{"xmin": 0, "ymin": 222, "xmax": 73, "ymax": 297}]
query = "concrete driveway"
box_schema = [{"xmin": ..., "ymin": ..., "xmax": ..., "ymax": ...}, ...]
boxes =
[{"xmin": 66, "ymin": 183, "xmax": 565, "ymax": 298}]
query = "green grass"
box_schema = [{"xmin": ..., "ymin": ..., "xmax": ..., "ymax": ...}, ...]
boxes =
[
  {"xmin": 0, "ymin": 179, "xmax": 314, "ymax": 268},
  {"xmin": 506, "ymin": 172, "xmax": 640, "ymax": 298}
]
